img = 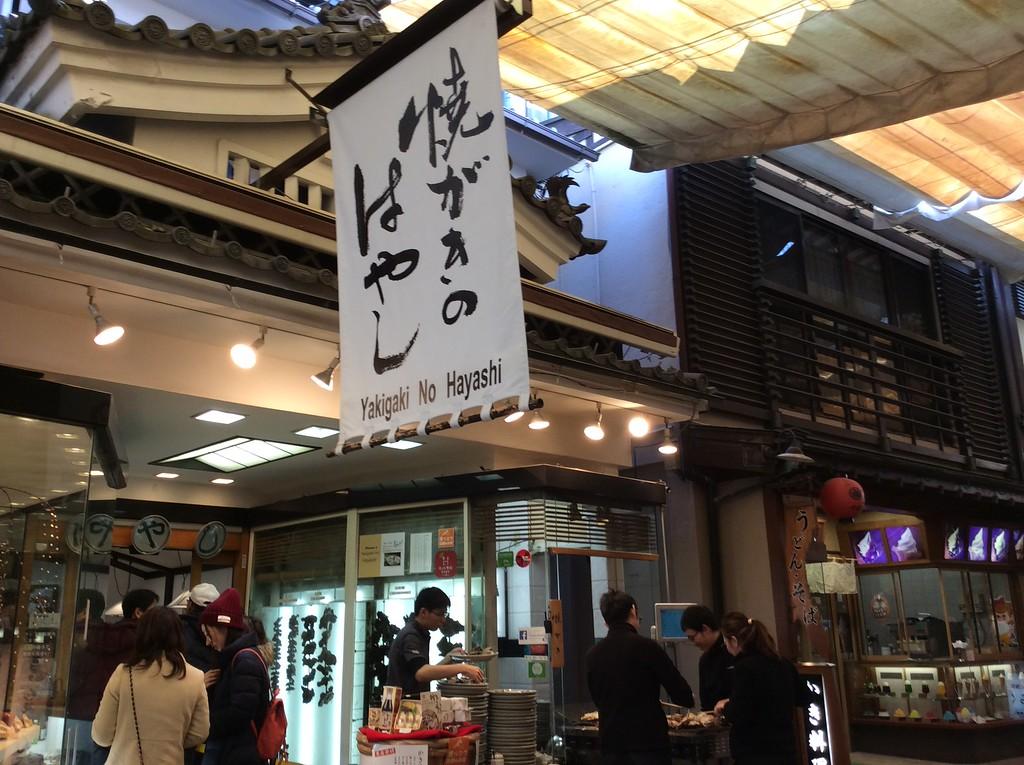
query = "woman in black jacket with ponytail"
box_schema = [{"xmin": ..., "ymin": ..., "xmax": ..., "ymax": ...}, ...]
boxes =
[
  {"xmin": 713, "ymin": 612, "xmax": 810, "ymax": 765},
  {"xmin": 200, "ymin": 589, "xmax": 270, "ymax": 765}
]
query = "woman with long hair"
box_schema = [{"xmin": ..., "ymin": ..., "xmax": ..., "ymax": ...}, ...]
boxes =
[
  {"xmin": 713, "ymin": 612, "xmax": 810, "ymax": 765},
  {"xmin": 201, "ymin": 589, "xmax": 270, "ymax": 765},
  {"xmin": 92, "ymin": 606, "xmax": 210, "ymax": 764}
]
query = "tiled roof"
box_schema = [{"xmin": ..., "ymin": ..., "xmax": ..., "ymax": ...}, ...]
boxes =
[
  {"xmin": 512, "ymin": 174, "xmax": 606, "ymax": 258},
  {"xmin": 526, "ymin": 328, "xmax": 710, "ymax": 395},
  {"xmin": 0, "ymin": 173, "xmax": 336, "ymax": 291},
  {"xmin": 1, "ymin": 0, "xmax": 392, "ymax": 62}
]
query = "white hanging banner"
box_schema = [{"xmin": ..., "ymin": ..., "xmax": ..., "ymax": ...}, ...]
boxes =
[{"xmin": 327, "ymin": 0, "xmax": 530, "ymax": 451}]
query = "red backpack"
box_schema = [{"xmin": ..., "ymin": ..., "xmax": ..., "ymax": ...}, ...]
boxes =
[{"xmin": 233, "ymin": 647, "xmax": 288, "ymax": 761}]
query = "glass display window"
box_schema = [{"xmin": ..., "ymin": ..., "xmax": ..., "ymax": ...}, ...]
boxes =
[
  {"xmin": 858, "ymin": 571, "xmax": 902, "ymax": 656},
  {"xmin": 853, "ymin": 567, "xmax": 1022, "ymax": 661},
  {"xmin": 250, "ymin": 514, "xmax": 348, "ymax": 765}
]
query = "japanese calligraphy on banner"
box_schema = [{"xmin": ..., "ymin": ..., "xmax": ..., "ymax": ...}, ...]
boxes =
[
  {"xmin": 327, "ymin": 0, "xmax": 530, "ymax": 450},
  {"xmin": 783, "ymin": 494, "xmax": 820, "ymax": 626}
]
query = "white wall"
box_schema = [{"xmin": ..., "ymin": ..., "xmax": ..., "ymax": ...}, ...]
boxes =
[
  {"xmin": 107, "ymin": 0, "xmax": 310, "ymax": 29},
  {"xmin": 717, "ymin": 480, "xmax": 778, "ymax": 629},
  {"xmin": 549, "ymin": 145, "xmax": 677, "ymax": 363}
]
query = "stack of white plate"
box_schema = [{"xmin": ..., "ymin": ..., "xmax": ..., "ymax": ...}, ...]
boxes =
[
  {"xmin": 487, "ymin": 690, "xmax": 537, "ymax": 765},
  {"xmin": 438, "ymin": 680, "xmax": 490, "ymax": 725},
  {"xmin": 438, "ymin": 680, "xmax": 490, "ymax": 763}
]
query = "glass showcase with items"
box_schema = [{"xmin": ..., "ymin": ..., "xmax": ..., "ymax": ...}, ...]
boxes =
[{"xmin": 840, "ymin": 514, "xmax": 1024, "ymax": 736}]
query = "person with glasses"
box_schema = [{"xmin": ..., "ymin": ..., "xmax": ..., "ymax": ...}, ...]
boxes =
[
  {"xmin": 585, "ymin": 590, "xmax": 694, "ymax": 765},
  {"xmin": 386, "ymin": 587, "xmax": 484, "ymax": 698}
]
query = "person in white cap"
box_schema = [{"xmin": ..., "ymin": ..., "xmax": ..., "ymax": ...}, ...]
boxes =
[
  {"xmin": 181, "ymin": 584, "xmax": 220, "ymax": 673},
  {"xmin": 181, "ymin": 583, "xmax": 219, "ymax": 765}
]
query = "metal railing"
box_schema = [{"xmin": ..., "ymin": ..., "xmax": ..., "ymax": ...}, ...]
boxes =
[{"xmin": 760, "ymin": 285, "xmax": 969, "ymax": 457}]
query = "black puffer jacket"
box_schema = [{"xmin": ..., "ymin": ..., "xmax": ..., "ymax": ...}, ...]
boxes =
[{"xmin": 208, "ymin": 631, "xmax": 270, "ymax": 765}]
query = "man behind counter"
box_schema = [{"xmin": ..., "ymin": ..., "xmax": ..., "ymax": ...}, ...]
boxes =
[
  {"xmin": 386, "ymin": 587, "xmax": 484, "ymax": 697},
  {"xmin": 585, "ymin": 590, "xmax": 694, "ymax": 765},
  {"xmin": 681, "ymin": 605, "xmax": 735, "ymax": 711}
]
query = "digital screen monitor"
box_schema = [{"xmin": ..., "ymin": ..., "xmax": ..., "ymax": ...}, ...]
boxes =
[
  {"xmin": 654, "ymin": 603, "xmax": 696, "ymax": 642},
  {"xmin": 968, "ymin": 526, "xmax": 989, "ymax": 562},
  {"xmin": 992, "ymin": 529, "xmax": 1010, "ymax": 563},
  {"xmin": 1014, "ymin": 530, "xmax": 1024, "ymax": 562},
  {"xmin": 850, "ymin": 529, "xmax": 887, "ymax": 565},
  {"xmin": 886, "ymin": 525, "xmax": 924, "ymax": 562},
  {"xmin": 944, "ymin": 526, "xmax": 966, "ymax": 561}
]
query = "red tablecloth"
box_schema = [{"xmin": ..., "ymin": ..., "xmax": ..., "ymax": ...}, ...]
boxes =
[{"xmin": 360, "ymin": 725, "xmax": 482, "ymax": 742}]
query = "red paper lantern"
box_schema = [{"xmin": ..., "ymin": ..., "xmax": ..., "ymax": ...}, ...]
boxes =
[{"xmin": 820, "ymin": 477, "xmax": 865, "ymax": 520}]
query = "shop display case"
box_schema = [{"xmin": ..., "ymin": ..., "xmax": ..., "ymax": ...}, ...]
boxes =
[{"xmin": 838, "ymin": 514, "xmax": 1024, "ymax": 762}]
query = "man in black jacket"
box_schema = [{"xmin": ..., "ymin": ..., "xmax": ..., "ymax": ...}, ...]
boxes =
[
  {"xmin": 681, "ymin": 605, "xmax": 735, "ymax": 711},
  {"xmin": 585, "ymin": 590, "xmax": 694, "ymax": 765}
]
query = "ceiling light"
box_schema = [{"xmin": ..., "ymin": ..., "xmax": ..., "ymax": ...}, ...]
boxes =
[
  {"xmin": 194, "ymin": 410, "xmax": 246, "ymax": 425},
  {"xmin": 504, "ymin": 410, "xmax": 525, "ymax": 423},
  {"xmin": 381, "ymin": 440, "xmax": 422, "ymax": 450},
  {"xmin": 155, "ymin": 436, "xmax": 317, "ymax": 472},
  {"xmin": 628, "ymin": 415, "xmax": 651, "ymax": 438},
  {"xmin": 73, "ymin": 460, "xmax": 88, "ymax": 466},
  {"xmin": 528, "ymin": 411, "xmax": 550, "ymax": 430},
  {"xmin": 15, "ymin": 417, "xmax": 36, "ymax": 423},
  {"xmin": 155, "ymin": 472, "xmax": 179, "ymax": 479},
  {"xmin": 75, "ymin": 481, "xmax": 87, "ymax": 486},
  {"xmin": 55, "ymin": 433, "xmax": 79, "ymax": 440},
  {"xmin": 583, "ymin": 403, "xmax": 605, "ymax": 441},
  {"xmin": 230, "ymin": 327, "xmax": 266, "ymax": 369},
  {"xmin": 64, "ymin": 447, "xmax": 85, "ymax": 454},
  {"xmin": 50, "ymin": 489, "xmax": 66, "ymax": 494},
  {"xmin": 87, "ymin": 286, "xmax": 125, "ymax": 346},
  {"xmin": 78, "ymin": 472, "xmax": 90, "ymax": 477},
  {"xmin": 210, "ymin": 478, "xmax": 234, "ymax": 485},
  {"xmin": 294, "ymin": 426, "xmax": 340, "ymax": 439},
  {"xmin": 311, "ymin": 354, "xmax": 340, "ymax": 391},
  {"xmin": 88, "ymin": 469, "xmax": 104, "ymax": 476},
  {"xmin": 658, "ymin": 421, "xmax": 678, "ymax": 455}
]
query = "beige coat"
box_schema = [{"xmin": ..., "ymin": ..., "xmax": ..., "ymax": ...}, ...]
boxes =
[{"xmin": 92, "ymin": 658, "xmax": 209, "ymax": 765}]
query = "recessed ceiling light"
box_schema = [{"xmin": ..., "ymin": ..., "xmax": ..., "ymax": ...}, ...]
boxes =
[
  {"xmin": 64, "ymin": 447, "xmax": 85, "ymax": 454},
  {"xmin": 504, "ymin": 411, "xmax": 525, "ymax": 423},
  {"xmin": 56, "ymin": 433, "xmax": 79, "ymax": 439},
  {"xmin": 89, "ymin": 469, "xmax": 104, "ymax": 476},
  {"xmin": 294, "ymin": 426, "xmax": 339, "ymax": 439},
  {"xmin": 78, "ymin": 472, "xmax": 90, "ymax": 477},
  {"xmin": 193, "ymin": 410, "xmax": 246, "ymax": 425},
  {"xmin": 50, "ymin": 489, "xmax": 66, "ymax": 494},
  {"xmin": 76, "ymin": 481, "xmax": 88, "ymax": 486},
  {"xmin": 154, "ymin": 437, "xmax": 317, "ymax": 472},
  {"xmin": 210, "ymin": 478, "xmax": 234, "ymax": 485},
  {"xmin": 9, "ymin": 501, "xmax": 23, "ymax": 507},
  {"xmin": 155, "ymin": 472, "xmax": 180, "ymax": 479},
  {"xmin": 381, "ymin": 440, "xmax": 422, "ymax": 450}
]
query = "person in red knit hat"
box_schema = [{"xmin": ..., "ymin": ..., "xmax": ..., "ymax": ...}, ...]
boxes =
[{"xmin": 199, "ymin": 588, "xmax": 270, "ymax": 765}]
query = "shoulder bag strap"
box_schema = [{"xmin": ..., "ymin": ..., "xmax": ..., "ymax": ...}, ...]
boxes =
[{"xmin": 127, "ymin": 667, "xmax": 146, "ymax": 765}]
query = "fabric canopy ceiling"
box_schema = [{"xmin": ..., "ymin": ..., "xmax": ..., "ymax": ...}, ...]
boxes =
[
  {"xmin": 381, "ymin": 1, "xmax": 1024, "ymax": 247},
  {"xmin": 382, "ymin": 1, "xmax": 1024, "ymax": 171},
  {"xmin": 834, "ymin": 91, "xmax": 1024, "ymax": 245}
]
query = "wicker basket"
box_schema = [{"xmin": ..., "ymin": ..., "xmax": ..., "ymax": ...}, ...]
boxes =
[{"xmin": 357, "ymin": 732, "xmax": 480, "ymax": 765}]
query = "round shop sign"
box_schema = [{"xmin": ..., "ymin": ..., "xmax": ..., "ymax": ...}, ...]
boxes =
[
  {"xmin": 195, "ymin": 521, "xmax": 227, "ymax": 559},
  {"xmin": 65, "ymin": 516, "xmax": 84, "ymax": 555},
  {"xmin": 434, "ymin": 550, "xmax": 458, "ymax": 578},
  {"xmin": 515, "ymin": 549, "xmax": 532, "ymax": 568},
  {"xmin": 133, "ymin": 515, "xmax": 171, "ymax": 555},
  {"xmin": 84, "ymin": 514, "xmax": 115, "ymax": 554}
]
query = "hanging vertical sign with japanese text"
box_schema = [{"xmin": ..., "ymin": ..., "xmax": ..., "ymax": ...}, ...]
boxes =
[{"xmin": 328, "ymin": 0, "xmax": 530, "ymax": 450}]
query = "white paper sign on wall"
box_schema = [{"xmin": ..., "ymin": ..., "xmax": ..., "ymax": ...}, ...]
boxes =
[{"xmin": 328, "ymin": 0, "xmax": 530, "ymax": 451}]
